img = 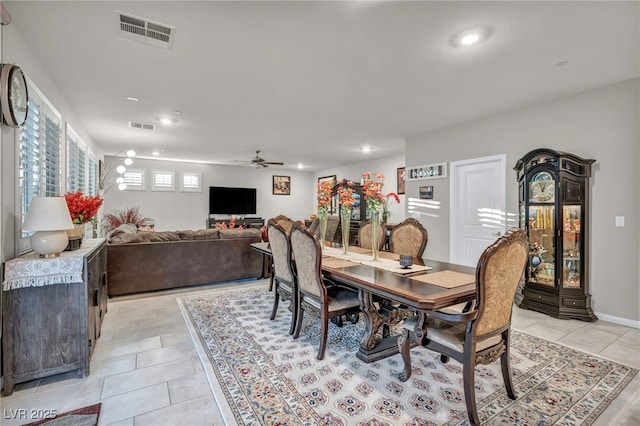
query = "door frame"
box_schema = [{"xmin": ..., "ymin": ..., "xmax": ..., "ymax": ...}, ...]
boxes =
[{"xmin": 449, "ymin": 154, "xmax": 507, "ymax": 264}]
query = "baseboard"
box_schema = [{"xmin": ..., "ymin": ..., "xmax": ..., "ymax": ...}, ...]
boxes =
[{"xmin": 594, "ymin": 311, "xmax": 640, "ymax": 329}]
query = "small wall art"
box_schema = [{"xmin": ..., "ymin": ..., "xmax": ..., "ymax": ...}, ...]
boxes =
[
  {"xmin": 273, "ymin": 175, "xmax": 291, "ymax": 195},
  {"xmin": 397, "ymin": 167, "xmax": 406, "ymax": 194},
  {"xmin": 419, "ymin": 185, "xmax": 433, "ymax": 200}
]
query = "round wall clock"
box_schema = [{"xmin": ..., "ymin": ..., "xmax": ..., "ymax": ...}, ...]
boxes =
[{"xmin": 0, "ymin": 64, "xmax": 29, "ymax": 127}]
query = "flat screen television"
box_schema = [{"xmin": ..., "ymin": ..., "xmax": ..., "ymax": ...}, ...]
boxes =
[{"xmin": 209, "ymin": 186, "xmax": 257, "ymax": 215}]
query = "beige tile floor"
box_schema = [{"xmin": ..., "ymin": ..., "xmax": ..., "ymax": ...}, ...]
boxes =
[{"xmin": 1, "ymin": 279, "xmax": 638, "ymax": 425}]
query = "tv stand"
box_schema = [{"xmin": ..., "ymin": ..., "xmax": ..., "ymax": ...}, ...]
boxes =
[{"xmin": 207, "ymin": 217, "xmax": 264, "ymax": 229}]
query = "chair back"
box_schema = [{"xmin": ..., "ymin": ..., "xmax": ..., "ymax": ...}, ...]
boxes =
[
  {"xmin": 474, "ymin": 228, "xmax": 528, "ymax": 337},
  {"xmin": 389, "ymin": 218, "xmax": 428, "ymax": 257},
  {"xmin": 267, "ymin": 220, "xmax": 294, "ymax": 284},
  {"xmin": 290, "ymin": 223, "xmax": 324, "ymax": 300},
  {"xmin": 358, "ymin": 222, "xmax": 386, "ymax": 250},
  {"xmin": 272, "ymin": 214, "xmax": 295, "ymax": 235},
  {"xmin": 324, "ymin": 215, "xmax": 340, "ymax": 242}
]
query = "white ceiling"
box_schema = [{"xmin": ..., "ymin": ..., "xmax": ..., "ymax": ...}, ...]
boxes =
[{"xmin": 5, "ymin": 1, "xmax": 639, "ymax": 170}]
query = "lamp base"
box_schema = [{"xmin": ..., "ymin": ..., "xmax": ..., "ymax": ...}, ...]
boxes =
[{"xmin": 31, "ymin": 230, "xmax": 69, "ymax": 258}]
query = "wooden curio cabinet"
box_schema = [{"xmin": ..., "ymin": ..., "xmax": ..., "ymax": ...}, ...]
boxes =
[{"xmin": 514, "ymin": 148, "xmax": 597, "ymax": 321}]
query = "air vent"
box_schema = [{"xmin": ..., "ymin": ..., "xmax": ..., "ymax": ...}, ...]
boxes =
[
  {"xmin": 129, "ymin": 121, "xmax": 156, "ymax": 131},
  {"xmin": 115, "ymin": 10, "xmax": 175, "ymax": 49}
]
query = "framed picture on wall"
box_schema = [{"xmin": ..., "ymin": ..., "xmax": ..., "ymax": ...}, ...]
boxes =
[
  {"xmin": 419, "ymin": 185, "xmax": 433, "ymax": 200},
  {"xmin": 397, "ymin": 167, "xmax": 406, "ymax": 194},
  {"xmin": 273, "ymin": 175, "xmax": 291, "ymax": 195},
  {"xmin": 318, "ymin": 174, "xmax": 337, "ymax": 187}
]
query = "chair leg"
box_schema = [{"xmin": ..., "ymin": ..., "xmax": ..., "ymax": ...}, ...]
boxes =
[
  {"xmin": 317, "ymin": 310, "xmax": 329, "ymax": 360},
  {"xmin": 268, "ymin": 267, "xmax": 275, "ymax": 291},
  {"xmin": 462, "ymin": 357, "xmax": 480, "ymax": 426},
  {"xmin": 270, "ymin": 282, "xmax": 280, "ymax": 320},
  {"xmin": 440, "ymin": 354, "xmax": 449, "ymax": 363},
  {"xmin": 397, "ymin": 328, "xmax": 412, "ymax": 382},
  {"xmin": 293, "ymin": 295, "xmax": 304, "ymax": 339},
  {"xmin": 288, "ymin": 289, "xmax": 298, "ymax": 335},
  {"xmin": 501, "ymin": 332, "xmax": 517, "ymax": 400}
]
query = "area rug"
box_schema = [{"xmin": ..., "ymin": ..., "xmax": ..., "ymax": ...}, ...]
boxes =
[
  {"xmin": 23, "ymin": 403, "xmax": 101, "ymax": 426},
  {"xmin": 177, "ymin": 286, "xmax": 637, "ymax": 426}
]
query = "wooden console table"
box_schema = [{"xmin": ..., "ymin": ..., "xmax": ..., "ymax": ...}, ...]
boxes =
[
  {"xmin": 207, "ymin": 217, "xmax": 265, "ymax": 229},
  {"xmin": 2, "ymin": 239, "xmax": 107, "ymax": 396}
]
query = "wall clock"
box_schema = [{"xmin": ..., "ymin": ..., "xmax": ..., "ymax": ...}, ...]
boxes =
[{"xmin": 0, "ymin": 64, "xmax": 29, "ymax": 127}]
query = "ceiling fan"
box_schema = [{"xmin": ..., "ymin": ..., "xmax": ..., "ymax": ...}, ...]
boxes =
[{"xmin": 234, "ymin": 150, "xmax": 284, "ymax": 168}]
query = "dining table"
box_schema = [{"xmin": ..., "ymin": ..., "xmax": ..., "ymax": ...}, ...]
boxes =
[{"xmin": 250, "ymin": 242, "xmax": 477, "ymax": 363}]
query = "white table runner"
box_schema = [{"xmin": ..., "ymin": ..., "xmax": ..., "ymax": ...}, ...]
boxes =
[
  {"xmin": 322, "ymin": 246, "xmax": 431, "ymax": 275},
  {"xmin": 2, "ymin": 239, "xmax": 103, "ymax": 291}
]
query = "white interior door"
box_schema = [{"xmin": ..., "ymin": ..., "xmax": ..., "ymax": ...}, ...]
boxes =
[{"xmin": 450, "ymin": 154, "xmax": 507, "ymax": 267}]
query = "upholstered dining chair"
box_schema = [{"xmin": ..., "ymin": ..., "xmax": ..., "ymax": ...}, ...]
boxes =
[
  {"xmin": 389, "ymin": 218, "xmax": 428, "ymax": 257},
  {"xmin": 289, "ymin": 223, "xmax": 361, "ymax": 360},
  {"xmin": 397, "ymin": 228, "xmax": 528, "ymax": 426},
  {"xmin": 358, "ymin": 222, "xmax": 387, "ymax": 251},
  {"xmin": 267, "ymin": 219, "xmax": 298, "ymax": 335},
  {"xmin": 309, "ymin": 214, "xmax": 340, "ymax": 246}
]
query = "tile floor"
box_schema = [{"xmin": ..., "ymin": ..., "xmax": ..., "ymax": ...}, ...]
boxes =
[{"xmin": 1, "ymin": 279, "xmax": 638, "ymax": 426}]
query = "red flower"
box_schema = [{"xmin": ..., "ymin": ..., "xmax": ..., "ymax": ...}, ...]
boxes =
[{"xmin": 63, "ymin": 191, "xmax": 104, "ymax": 224}]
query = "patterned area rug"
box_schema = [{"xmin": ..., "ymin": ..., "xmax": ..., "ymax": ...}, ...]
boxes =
[{"xmin": 177, "ymin": 286, "xmax": 637, "ymax": 426}]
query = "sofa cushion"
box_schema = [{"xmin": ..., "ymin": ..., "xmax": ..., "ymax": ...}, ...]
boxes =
[
  {"xmin": 109, "ymin": 231, "xmax": 181, "ymax": 244},
  {"xmin": 192, "ymin": 229, "xmax": 221, "ymax": 240},
  {"xmin": 219, "ymin": 228, "xmax": 260, "ymax": 239},
  {"xmin": 109, "ymin": 223, "xmax": 138, "ymax": 238}
]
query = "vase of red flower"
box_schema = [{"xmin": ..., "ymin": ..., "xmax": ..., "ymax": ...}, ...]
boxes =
[{"xmin": 63, "ymin": 191, "xmax": 104, "ymax": 243}]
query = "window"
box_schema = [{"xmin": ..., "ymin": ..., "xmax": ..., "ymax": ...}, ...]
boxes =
[
  {"xmin": 181, "ymin": 172, "xmax": 202, "ymax": 192},
  {"xmin": 122, "ymin": 168, "xmax": 146, "ymax": 190},
  {"xmin": 87, "ymin": 152, "xmax": 99, "ymax": 195},
  {"xmin": 19, "ymin": 80, "xmax": 62, "ymax": 231},
  {"xmin": 152, "ymin": 170, "xmax": 175, "ymax": 191},
  {"xmin": 66, "ymin": 124, "xmax": 86, "ymax": 193}
]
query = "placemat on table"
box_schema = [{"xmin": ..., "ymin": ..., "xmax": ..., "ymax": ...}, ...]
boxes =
[
  {"xmin": 322, "ymin": 257, "xmax": 359, "ymax": 269},
  {"xmin": 412, "ymin": 270, "xmax": 475, "ymax": 288}
]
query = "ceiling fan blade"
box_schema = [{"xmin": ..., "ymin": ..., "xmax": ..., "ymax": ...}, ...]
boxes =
[{"xmin": 262, "ymin": 161, "xmax": 284, "ymax": 166}]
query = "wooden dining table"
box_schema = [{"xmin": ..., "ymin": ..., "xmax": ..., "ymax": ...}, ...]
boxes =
[{"xmin": 250, "ymin": 242, "xmax": 477, "ymax": 363}]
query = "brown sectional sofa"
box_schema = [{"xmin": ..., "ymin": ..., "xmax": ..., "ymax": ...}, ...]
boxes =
[{"xmin": 107, "ymin": 226, "xmax": 264, "ymax": 296}]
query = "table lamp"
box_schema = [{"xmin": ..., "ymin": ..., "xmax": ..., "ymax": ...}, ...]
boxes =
[{"xmin": 22, "ymin": 197, "xmax": 74, "ymax": 258}]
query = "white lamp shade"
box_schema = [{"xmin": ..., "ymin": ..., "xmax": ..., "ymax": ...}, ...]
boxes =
[{"xmin": 22, "ymin": 197, "xmax": 74, "ymax": 232}]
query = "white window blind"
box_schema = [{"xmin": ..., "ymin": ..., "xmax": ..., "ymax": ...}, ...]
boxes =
[
  {"xmin": 180, "ymin": 172, "xmax": 202, "ymax": 192},
  {"xmin": 19, "ymin": 80, "xmax": 62, "ymax": 232},
  {"xmin": 123, "ymin": 168, "xmax": 146, "ymax": 190},
  {"xmin": 87, "ymin": 152, "xmax": 99, "ymax": 195},
  {"xmin": 66, "ymin": 124, "xmax": 86, "ymax": 193},
  {"xmin": 152, "ymin": 170, "xmax": 175, "ymax": 191}
]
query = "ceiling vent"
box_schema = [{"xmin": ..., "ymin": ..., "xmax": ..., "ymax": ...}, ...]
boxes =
[
  {"xmin": 115, "ymin": 10, "xmax": 175, "ymax": 49},
  {"xmin": 129, "ymin": 121, "xmax": 156, "ymax": 131}
]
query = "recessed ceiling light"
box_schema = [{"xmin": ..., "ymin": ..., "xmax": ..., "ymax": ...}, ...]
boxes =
[
  {"xmin": 152, "ymin": 151, "xmax": 160, "ymax": 156},
  {"xmin": 297, "ymin": 163, "xmax": 304, "ymax": 169},
  {"xmin": 126, "ymin": 96, "xmax": 139, "ymax": 102},
  {"xmin": 451, "ymin": 26, "xmax": 491, "ymax": 47},
  {"xmin": 160, "ymin": 118, "xmax": 172, "ymax": 125},
  {"xmin": 362, "ymin": 146, "xmax": 371, "ymax": 153}
]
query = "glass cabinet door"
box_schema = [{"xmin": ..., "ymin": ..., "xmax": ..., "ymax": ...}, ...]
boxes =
[
  {"xmin": 526, "ymin": 170, "xmax": 556, "ymax": 286},
  {"xmin": 562, "ymin": 205, "xmax": 581, "ymax": 288}
]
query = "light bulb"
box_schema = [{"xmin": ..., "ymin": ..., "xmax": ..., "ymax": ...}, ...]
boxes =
[
  {"xmin": 460, "ymin": 34, "xmax": 480, "ymax": 45},
  {"xmin": 116, "ymin": 177, "xmax": 124, "ymax": 184},
  {"xmin": 124, "ymin": 158, "xmax": 133, "ymax": 166},
  {"xmin": 116, "ymin": 165, "xmax": 126, "ymax": 174},
  {"xmin": 126, "ymin": 149, "xmax": 136, "ymax": 157},
  {"xmin": 118, "ymin": 183, "xmax": 127, "ymax": 191}
]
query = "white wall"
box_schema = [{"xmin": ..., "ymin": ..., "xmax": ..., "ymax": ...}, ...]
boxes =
[
  {"xmin": 406, "ymin": 79, "xmax": 640, "ymax": 323},
  {"xmin": 313, "ymin": 153, "xmax": 406, "ymax": 224},
  {"xmin": 103, "ymin": 157, "xmax": 314, "ymax": 231}
]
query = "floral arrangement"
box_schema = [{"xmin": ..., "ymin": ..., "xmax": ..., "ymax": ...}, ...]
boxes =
[
  {"xmin": 317, "ymin": 180, "xmax": 333, "ymax": 216},
  {"xmin": 382, "ymin": 192, "xmax": 400, "ymax": 222},
  {"xmin": 215, "ymin": 218, "xmax": 246, "ymax": 229},
  {"xmin": 336, "ymin": 180, "xmax": 355, "ymax": 214},
  {"xmin": 63, "ymin": 191, "xmax": 104, "ymax": 224},
  {"xmin": 101, "ymin": 206, "xmax": 154, "ymax": 232},
  {"xmin": 361, "ymin": 172, "xmax": 386, "ymax": 212}
]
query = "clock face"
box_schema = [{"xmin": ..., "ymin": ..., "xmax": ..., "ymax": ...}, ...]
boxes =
[
  {"xmin": 1, "ymin": 64, "xmax": 29, "ymax": 128},
  {"xmin": 9, "ymin": 67, "xmax": 28, "ymax": 125},
  {"xmin": 529, "ymin": 171, "xmax": 555, "ymax": 203}
]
